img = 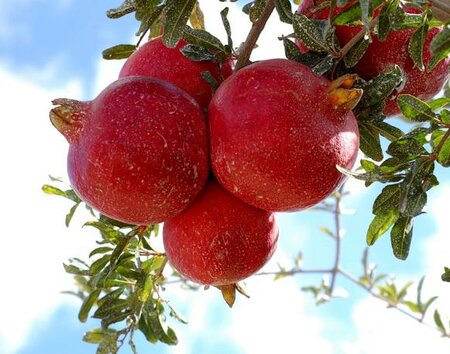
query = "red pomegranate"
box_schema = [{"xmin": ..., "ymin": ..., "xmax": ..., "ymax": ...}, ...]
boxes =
[
  {"xmin": 163, "ymin": 179, "xmax": 278, "ymax": 286},
  {"xmin": 209, "ymin": 59, "xmax": 360, "ymax": 212},
  {"xmin": 335, "ymin": 23, "xmax": 450, "ymax": 116},
  {"xmin": 296, "ymin": 2, "xmax": 449, "ymax": 116},
  {"xmin": 119, "ymin": 37, "xmax": 233, "ymax": 109},
  {"xmin": 50, "ymin": 76, "xmax": 209, "ymax": 225}
]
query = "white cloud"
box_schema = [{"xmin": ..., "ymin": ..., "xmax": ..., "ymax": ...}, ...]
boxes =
[
  {"xmin": 338, "ymin": 183, "xmax": 450, "ymax": 354},
  {"xmin": 0, "ymin": 65, "xmax": 99, "ymax": 354}
]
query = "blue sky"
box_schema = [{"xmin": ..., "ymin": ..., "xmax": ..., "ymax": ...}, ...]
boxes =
[{"xmin": 1, "ymin": 1, "xmax": 449, "ymax": 353}]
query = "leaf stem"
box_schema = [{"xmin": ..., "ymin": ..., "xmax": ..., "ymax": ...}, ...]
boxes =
[{"xmin": 235, "ymin": 0, "xmax": 276, "ymax": 70}]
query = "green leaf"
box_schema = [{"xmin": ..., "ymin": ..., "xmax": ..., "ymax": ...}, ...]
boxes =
[
  {"xmin": 65, "ymin": 202, "xmax": 80, "ymax": 227},
  {"xmin": 441, "ymin": 267, "xmax": 450, "ymax": 282},
  {"xmin": 434, "ymin": 310, "xmax": 447, "ymax": 334},
  {"xmin": 93, "ymin": 298, "xmax": 129, "ymax": 319},
  {"xmin": 89, "ymin": 247, "xmax": 113, "ymax": 258},
  {"xmin": 399, "ymin": 158, "xmax": 434, "ymax": 216},
  {"xmin": 168, "ymin": 304, "xmax": 188, "ymax": 324},
  {"xmin": 249, "ymin": 0, "xmax": 266, "ymax": 23},
  {"xmin": 163, "ymin": 0, "xmax": 197, "ymax": 47},
  {"xmin": 293, "ymin": 14, "xmax": 329, "ymax": 52},
  {"xmin": 83, "ymin": 328, "xmax": 107, "ymax": 344},
  {"xmin": 367, "ymin": 210, "xmax": 398, "ymax": 245},
  {"xmin": 408, "ymin": 17, "xmax": 428, "ymax": 71},
  {"xmin": 283, "ymin": 37, "xmax": 302, "ymax": 61},
  {"xmin": 84, "ymin": 221, "xmax": 123, "ymax": 243},
  {"xmin": 42, "ymin": 184, "xmax": 66, "ymax": 197},
  {"xmin": 344, "ymin": 35, "xmax": 369, "ymax": 68},
  {"xmin": 275, "ymin": 0, "xmax": 293, "ymax": 24},
  {"xmin": 220, "ymin": 8, "xmax": 233, "ymax": 49},
  {"xmin": 106, "ymin": 0, "xmax": 135, "ymax": 19},
  {"xmin": 397, "ymin": 94, "xmax": 436, "ymax": 122},
  {"xmin": 89, "ymin": 255, "xmax": 111, "ymax": 276},
  {"xmin": 357, "ymin": 65, "xmax": 403, "ymax": 108},
  {"xmin": 139, "ymin": 311, "xmax": 178, "ymax": 345},
  {"xmin": 181, "ymin": 44, "xmax": 215, "ymax": 61},
  {"xmin": 358, "ymin": 123, "xmax": 383, "ymax": 161},
  {"xmin": 428, "ymin": 26, "xmax": 450, "ymax": 72},
  {"xmin": 79, "ymin": 289, "xmax": 101, "ymax": 323},
  {"xmin": 136, "ymin": 4, "xmax": 164, "ymax": 37},
  {"xmin": 63, "ymin": 263, "xmax": 89, "ymax": 276},
  {"xmin": 387, "ymin": 137, "xmax": 427, "ymax": 159},
  {"xmin": 372, "ymin": 184, "xmax": 400, "ymax": 215},
  {"xmin": 390, "ymin": 216, "xmax": 413, "ymax": 260},
  {"xmin": 432, "ymin": 130, "xmax": 450, "ymax": 167},
  {"xmin": 183, "ymin": 26, "xmax": 226, "ymax": 54},
  {"xmin": 376, "ymin": 4, "xmax": 391, "ymax": 41},
  {"xmin": 102, "ymin": 44, "xmax": 136, "ymax": 60},
  {"xmin": 137, "ymin": 276, "xmax": 154, "ymax": 303}
]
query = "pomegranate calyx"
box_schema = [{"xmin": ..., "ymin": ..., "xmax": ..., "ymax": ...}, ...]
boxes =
[
  {"xmin": 218, "ymin": 284, "xmax": 237, "ymax": 308},
  {"xmin": 327, "ymin": 74, "xmax": 363, "ymax": 110},
  {"xmin": 50, "ymin": 98, "xmax": 88, "ymax": 143}
]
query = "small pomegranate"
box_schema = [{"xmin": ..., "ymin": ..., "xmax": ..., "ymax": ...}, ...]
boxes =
[
  {"xmin": 209, "ymin": 59, "xmax": 360, "ymax": 212},
  {"xmin": 163, "ymin": 179, "xmax": 278, "ymax": 288},
  {"xmin": 119, "ymin": 37, "xmax": 233, "ymax": 109},
  {"xmin": 335, "ymin": 22, "xmax": 450, "ymax": 116},
  {"xmin": 50, "ymin": 76, "xmax": 209, "ymax": 225}
]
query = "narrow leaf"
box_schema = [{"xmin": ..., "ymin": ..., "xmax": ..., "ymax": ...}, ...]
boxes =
[
  {"xmin": 102, "ymin": 44, "xmax": 136, "ymax": 60},
  {"xmin": 163, "ymin": 0, "xmax": 197, "ymax": 47},
  {"xmin": 397, "ymin": 94, "xmax": 436, "ymax": 122},
  {"xmin": 390, "ymin": 216, "xmax": 413, "ymax": 260},
  {"xmin": 367, "ymin": 210, "xmax": 398, "ymax": 245},
  {"xmin": 275, "ymin": 0, "xmax": 293, "ymax": 24},
  {"xmin": 79, "ymin": 289, "xmax": 101, "ymax": 323},
  {"xmin": 293, "ymin": 14, "xmax": 329, "ymax": 52},
  {"xmin": 408, "ymin": 20, "xmax": 428, "ymax": 71},
  {"xmin": 428, "ymin": 26, "xmax": 450, "ymax": 71}
]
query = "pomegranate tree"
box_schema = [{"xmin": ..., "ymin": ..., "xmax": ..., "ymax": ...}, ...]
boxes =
[
  {"xmin": 50, "ymin": 76, "xmax": 209, "ymax": 225},
  {"xmin": 209, "ymin": 59, "xmax": 360, "ymax": 211}
]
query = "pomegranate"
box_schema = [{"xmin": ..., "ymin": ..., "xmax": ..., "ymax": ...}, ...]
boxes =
[
  {"xmin": 119, "ymin": 37, "xmax": 233, "ymax": 109},
  {"xmin": 163, "ymin": 179, "xmax": 278, "ymax": 287},
  {"xmin": 335, "ymin": 23, "xmax": 450, "ymax": 116},
  {"xmin": 209, "ymin": 59, "xmax": 360, "ymax": 212},
  {"xmin": 50, "ymin": 76, "xmax": 209, "ymax": 225},
  {"xmin": 297, "ymin": 2, "xmax": 449, "ymax": 116}
]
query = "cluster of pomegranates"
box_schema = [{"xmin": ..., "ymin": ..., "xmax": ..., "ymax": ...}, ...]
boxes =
[{"xmin": 49, "ymin": 1, "xmax": 448, "ymax": 298}]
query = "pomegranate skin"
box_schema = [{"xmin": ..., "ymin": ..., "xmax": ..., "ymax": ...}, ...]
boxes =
[
  {"xmin": 163, "ymin": 179, "xmax": 279, "ymax": 286},
  {"xmin": 54, "ymin": 77, "xmax": 209, "ymax": 225},
  {"xmin": 119, "ymin": 37, "xmax": 233, "ymax": 109},
  {"xmin": 209, "ymin": 59, "xmax": 360, "ymax": 212},
  {"xmin": 336, "ymin": 24, "xmax": 450, "ymax": 116}
]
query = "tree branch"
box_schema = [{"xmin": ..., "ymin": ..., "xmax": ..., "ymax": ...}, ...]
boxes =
[
  {"xmin": 431, "ymin": 0, "xmax": 450, "ymax": 21},
  {"xmin": 235, "ymin": 0, "xmax": 276, "ymax": 71}
]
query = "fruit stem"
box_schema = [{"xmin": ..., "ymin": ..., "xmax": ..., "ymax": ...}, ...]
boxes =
[
  {"xmin": 334, "ymin": 13, "xmax": 380, "ymax": 60},
  {"xmin": 50, "ymin": 98, "xmax": 88, "ymax": 143},
  {"xmin": 235, "ymin": 0, "xmax": 276, "ymax": 71}
]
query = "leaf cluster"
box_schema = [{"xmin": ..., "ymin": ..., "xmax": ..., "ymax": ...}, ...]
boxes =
[{"xmin": 43, "ymin": 181, "xmax": 186, "ymax": 353}]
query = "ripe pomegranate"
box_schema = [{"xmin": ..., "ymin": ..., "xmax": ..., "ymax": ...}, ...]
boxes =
[
  {"xmin": 50, "ymin": 76, "xmax": 209, "ymax": 225},
  {"xmin": 297, "ymin": 2, "xmax": 449, "ymax": 116},
  {"xmin": 209, "ymin": 59, "xmax": 360, "ymax": 212},
  {"xmin": 119, "ymin": 37, "xmax": 233, "ymax": 109},
  {"xmin": 335, "ymin": 21, "xmax": 450, "ymax": 116},
  {"xmin": 163, "ymin": 179, "xmax": 278, "ymax": 287}
]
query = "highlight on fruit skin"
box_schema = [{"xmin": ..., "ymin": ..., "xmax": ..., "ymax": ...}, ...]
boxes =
[
  {"xmin": 119, "ymin": 36, "xmax": 233, "ymax": 109},
  {"xmin": 208, "ymin": 58, "xmax": 360, "ymax": 212},
  {"xmin": 50, "ymin": 76, "xmax": 210, "ymax": 225},
  {"xmin": 163, "ymin": 179, "xmax": 279, "ymax": 289}
]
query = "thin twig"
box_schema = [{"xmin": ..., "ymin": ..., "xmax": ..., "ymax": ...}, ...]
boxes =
[
  {"xmin": 235, "ymin": 0, "xmax": 276, "ymax": 70},
  {"xmin": 329, "ymin": 185, "xmax": 344, "ymax": 295}
]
